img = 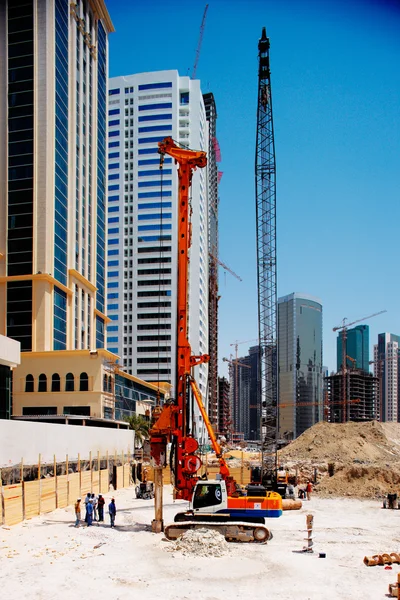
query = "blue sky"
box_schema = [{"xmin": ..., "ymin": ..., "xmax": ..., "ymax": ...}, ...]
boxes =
[{"xmin": 106, "ymin": 0, "xmax": 400, "ymax": 376}]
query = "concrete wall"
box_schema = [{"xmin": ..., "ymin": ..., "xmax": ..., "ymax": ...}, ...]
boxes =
[{"xmin": 0, "ymin": 420, "xmax": 135, "ymax": 467}]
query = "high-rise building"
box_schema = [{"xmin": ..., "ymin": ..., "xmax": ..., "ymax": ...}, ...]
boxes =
[
  {"xmin": 0, "ymin": 1, "xmax": 156, "ymax": 420},
  {"xmin": 203, "ymin": 92, "xmax": 219, "ymax": 431},
  {"xmin": 278, "ymin": 293, "xmax": 323, "ymax": 439},
  {"xmin": 374, "ymin": 333, "xmax": 400, "ymax": 422},
  {"xmin": 217, "ymin": 376, "xmax": 230, "ymax": 439},
  {"xmin": 0, "ymin": 0, "xmax": 113, "ymax": 353},
  {"xmin": 106, "ymin": 71, "xmax": 209, "ymax": 409},
  {"xmin": 228, "ymin": 345, "xmax": 260, "ymax": 441},
  {"xmin": 337, "ymin": 325, "xmax": 369, "ymax": 372}
]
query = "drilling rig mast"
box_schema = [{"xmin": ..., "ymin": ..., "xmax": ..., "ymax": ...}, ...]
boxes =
[{"xmin": 255, "ymin": 28, "xmax": 278, "ymax": 475}]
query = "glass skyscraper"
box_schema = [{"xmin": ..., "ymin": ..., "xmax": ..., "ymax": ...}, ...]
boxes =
[
  {"xmin": 337, "ymin": 325, "xmax": 369, "ymax": 372},
  {"xmin": 278, "ymin": 293, "xmax": 323, "ymax": 439},
  {"xmin": 0, "ymin": 0, "xmax": 114, "ymax": 354}
]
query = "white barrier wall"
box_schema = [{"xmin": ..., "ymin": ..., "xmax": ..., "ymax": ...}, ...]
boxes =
[{"xmin": 0, "ymin": 420, "xmax": 135, "ymax": 466}]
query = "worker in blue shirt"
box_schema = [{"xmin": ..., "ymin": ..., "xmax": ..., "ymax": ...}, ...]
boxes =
[{"xmin": 108, "ymin": 497, "xmax": 116, "ymax": 528}]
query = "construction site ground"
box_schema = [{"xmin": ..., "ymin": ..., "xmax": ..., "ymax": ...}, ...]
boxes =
[{"xmin": 2, "ymin": 484, "xmax": 400, "ymax": 600}]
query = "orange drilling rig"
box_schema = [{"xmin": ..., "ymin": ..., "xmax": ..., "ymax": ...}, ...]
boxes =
[{"xmin": 149, "ymin": 137, "xmax": 282, "ymax": 544}]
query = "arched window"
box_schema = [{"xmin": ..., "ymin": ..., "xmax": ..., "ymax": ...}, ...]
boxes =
[
  {"xmin": 103, "ymin": 374, "xmax": 108, "ymax": 392},
  {"xmin": 79, "ymin": 372, "xmax": 89, "ymax": 391},
  {"xmin": 52, "ymin": 373, "xmax": 61, "ymax": 392},
  {"xmin": 25, "ymin": 374, "xmax": 34, "ymax": 393},
  {"xmin": 108, "ymin": 376, "xmax": 112, "ymax": 393},
  {"xmin": 65, "ymin": 373, "xmax": 74, "ymax": 392},
  {"xmin": 38, "ymin": 374, "xmax": 47, "ymax": 392}
]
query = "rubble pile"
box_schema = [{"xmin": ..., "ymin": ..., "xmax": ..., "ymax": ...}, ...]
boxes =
[{"xmin": 165, "ymin": 528, "xmax": 230, "ymax": 557}]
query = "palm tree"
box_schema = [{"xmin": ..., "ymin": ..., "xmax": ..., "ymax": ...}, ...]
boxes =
[{"xmin": 125, "ymin": 414, "xmax": 150, "ymax": 448}]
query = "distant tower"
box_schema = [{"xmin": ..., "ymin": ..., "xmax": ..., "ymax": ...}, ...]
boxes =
[
  {"xmin": 255, "ymin": 29, "xmax": 277, "ymax": 468},
  {"xmin": 337, "ymin": 325, "xmax": 369, "ymax": 372}
]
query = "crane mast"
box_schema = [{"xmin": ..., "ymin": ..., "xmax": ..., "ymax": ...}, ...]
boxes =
[{"xmin": 255, "ymin": 28, "xmax": 278, "ymax": 474}]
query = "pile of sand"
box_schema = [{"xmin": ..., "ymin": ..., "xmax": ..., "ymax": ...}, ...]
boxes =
[
  {"xmin": 164, "ymin": 528, "xmax": 230, "ymax": 557},
  {"xmin": 279, "ymin": 421, "xmax": 400, "ymax": 466},
  {"xmin": 277, "ymin": 421, "xmax": 400, "ymax": 499}
]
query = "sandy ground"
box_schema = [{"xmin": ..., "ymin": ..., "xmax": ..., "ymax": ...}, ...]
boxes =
[{"xmin": 1, "ymin": 486, "xmax": 400, "ymax": 600}]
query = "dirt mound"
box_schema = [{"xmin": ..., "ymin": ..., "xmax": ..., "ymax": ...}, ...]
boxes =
[
  {"xmin": 316, "ymin": 465, "xmax": 400, "ymax": 499},
  {"xmin": 279, "ymin": 421, "xmax": 400, "ymax": 465},
  {"xmin": 164, "ymin": 528, "xmax": 230, "ymax": 557}
]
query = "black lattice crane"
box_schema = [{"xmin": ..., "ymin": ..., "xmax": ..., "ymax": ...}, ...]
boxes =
[{"xmin": 255, "ymin": 28, "xmax": 277, "ymax": 474}]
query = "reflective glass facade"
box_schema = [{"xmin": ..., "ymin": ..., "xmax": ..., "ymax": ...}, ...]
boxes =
[
  {"xmin": 6, "ymin": 0, "xmax": 34, "ymax": 350},
  {"xmin": 96, "ymin": 21, "xmax": 107, "ymax": 316},
  {"xmin": 278, "ymin": 293, "xmax": 323, "ymax": 439},
  {"xmin": 54, "ymin": 0, "xmax": 69, "ymax": 285},
  {"xmin": 337, "ymin": 325, "xmax": 369, "ymax": 372}
]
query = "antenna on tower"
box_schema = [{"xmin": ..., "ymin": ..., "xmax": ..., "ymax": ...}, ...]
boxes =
[{"xmin": 192, "ymin": 4, "xmax": 209, "ymax": 79}]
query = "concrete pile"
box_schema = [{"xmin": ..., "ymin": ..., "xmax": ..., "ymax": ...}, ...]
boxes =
[{"xmin": 165, "ymin": 528, "xmax": 230, "ymax": 557}]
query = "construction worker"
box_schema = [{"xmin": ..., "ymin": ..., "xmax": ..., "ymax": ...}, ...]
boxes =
[
  {"xmin": 74, "ymin": 498, "xmax": 81, "ymax": 527},
  {"xmin": 306, "ymin": 481, "xmax": 313, "ymax": 501},
  {"xmin": 109, "ymin": 497, "xmax": 116, "ymax": 528}
]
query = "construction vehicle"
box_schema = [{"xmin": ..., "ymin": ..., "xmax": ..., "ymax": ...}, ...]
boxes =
[
  {"xmin": 149, "ymin": 137, "xmax": 282, "ymax": 544},
  {"xmin": 135, "ymin": 481, "xmax": 155, "ymax": 500}
]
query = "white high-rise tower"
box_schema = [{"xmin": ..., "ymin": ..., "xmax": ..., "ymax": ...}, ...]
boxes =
[{"xmin": 106, "ymin": 71, "xmax": 209, "ymax": 411}]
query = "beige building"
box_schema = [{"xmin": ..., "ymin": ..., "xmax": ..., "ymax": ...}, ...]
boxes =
[{"xmin": 13, "ymin": 348, "xmax": 168, "ymax": 420}]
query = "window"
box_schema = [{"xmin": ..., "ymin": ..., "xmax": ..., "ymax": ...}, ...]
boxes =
[
  {"xmin": 138, "ymin": 191, "xmax": 172, "ymax": 199},
  {"xmin": 52, "ymin": 373, "xmax": 61, "ymax": 392},
  {"xmin": 109, "ymin": 88, "xmax": 120, "ymax": 95},
  {"xmin": 108, "ymin": 119, "xmax": 120, "ymax": 126},
  {"xmin": 138, "ymin": 148, "xmax": 158, "ymax": 155},
  {"xmin": 25, "ymin": 374, "xmax": 34, "ymax": 392},
  {"xmin": 108, "ymin": 109, "xmax": 120, "ymax": 116},
  {"xmin": 138, "ymin": 82, "xmax": 172, "ymax": 91},
  {"xmin": 108, "ymin": 195, "xmax": 119, "ymax": 202},
  {"xmin": 138, "ymin": 158, "xmax": 172, "ymax": 166},
  {"xmin": 180, "ymin": 92, "xmax": 189, "ymax": 105},
  {"xmin": 138, "ymin": 114, "xmax": 172, "ymax": 122},
  {"xmin": 138, "ymin": 224, "xmax": 172, "ymax": 232},
  {"xmin": 108, "ymin": 152, "xmax": 120, "ymax": 159},
  {"xmin": 138, "ymin": 125, "xmax": 172, "ymax": 134},
  {"xmin": 138, "ymin": 136, "xmax": 167, "ymax": 145},
  {"xmin": 108, "ymin": 141, "xmax": 119, "ymax": 148},
  {"xmin": 108, "ymin": 173, "xmax": 119, "ymax": 181},
  {"xmin": 63, "ymin": 406, "xmax": 90, "ymax": 416},
  {"xmin": 79, "ymin": 372, "xmax": 89, "ymax": 392},
  {"xmin": 65, "ymin": 372, "xmax": 74, "ymax": 392},
  {"xmin": 109, "ymin": 163, "xmax": 119, "ymax": 169},
  {"xmin": 139, "ymin": 102, "xmax": 172, "ymax": 111},
  {"xmin": 139, "ymin": 169, "xmax": 171, "ymax": 177},
  {"xmin": 108, "ymin": 184, "xmax": 119, "ymax": 191},
  {"xmin": 138, "ymin": 180, "xmax": 171, "ymax": 188},
  {"xmin": 38, "ymin": 373, "xmax": 47, "ymax": 392},
  {"xmin": 108, "ymin": 130, "xmax": 119, "ymax": 137}
]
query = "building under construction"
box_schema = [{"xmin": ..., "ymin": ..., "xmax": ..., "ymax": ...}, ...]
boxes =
[
  {"xmin": 325, "ymin": 369, "xmax": 379, "ymax": 423},
  {"xmin": 217, "ymin": 376, "xmax": 231, "ymax": 439}
]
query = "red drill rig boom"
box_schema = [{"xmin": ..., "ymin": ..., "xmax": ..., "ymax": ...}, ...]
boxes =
[{"xmin": 149, "ymin": 138, "xmax": 281, "ymax": 543}]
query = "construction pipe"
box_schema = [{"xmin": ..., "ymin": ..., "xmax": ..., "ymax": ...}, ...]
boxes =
[
  {"xmin": 364, "ymin": 552, "xmax": 400, "ymax": 566},
  {"xmin": 282, "ymin": 499, "xmax": 302, "ymax": 511}
]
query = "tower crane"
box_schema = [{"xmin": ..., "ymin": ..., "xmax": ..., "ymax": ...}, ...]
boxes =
[
  {"xmin": 191, "ymin": 4, "xmax": 209, "ymax": 79},
  {"xmin": 333, "ymin": 310, "xmax": 387, "ymax": 422},
  {"xmin": 209, "ymin": 252, "xmax": 242, "ymax": 282}
]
